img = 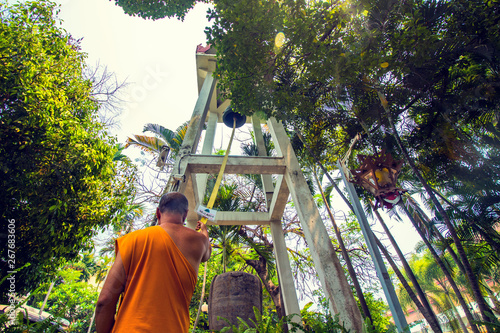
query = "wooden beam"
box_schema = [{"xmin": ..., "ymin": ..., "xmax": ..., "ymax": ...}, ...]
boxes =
[
  {"xmin": 181, "ymin": 155, "xmax": 286, "ymax": 174},
  {"xmin": 169, "ymin": 72, "xmax": 216, "ymax": 193},
  {"xmin": 185, "ymin": 172, "xmax": 200, "ymax": 229},
  {"xmin": 187, "ymin": 212, "xmax": 270, "ymax": 226},
  {"xmin": 268, "ymin": 175, "xmax": 289, "ymax": 221}
]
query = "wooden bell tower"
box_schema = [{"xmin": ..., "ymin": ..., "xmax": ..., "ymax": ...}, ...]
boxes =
[{"xmin": 166, "ymin": 46, "xmax": 364, "ymax": 331}]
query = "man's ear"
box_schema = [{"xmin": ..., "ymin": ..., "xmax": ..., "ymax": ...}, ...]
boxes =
[
  {"xmin": 156, "ymin": 208, "xmax": 161, "ymax": 221},
  {"xmin": 182, "ymin": 211, "xmax": 188, "ymax": 222}
]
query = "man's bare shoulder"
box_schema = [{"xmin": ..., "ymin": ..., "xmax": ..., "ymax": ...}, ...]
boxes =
[{"xmin": 183, "ymin": 225, "xmax": 208, "ymax": 241}]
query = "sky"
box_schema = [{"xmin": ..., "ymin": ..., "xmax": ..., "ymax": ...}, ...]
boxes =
[
  {"xmin": 54, "ymin": 0, "xmax": 213, "ymax": 143},
  {"xmin": 52, "ymin": 0, "xmax": 421, "ymax": 256}
]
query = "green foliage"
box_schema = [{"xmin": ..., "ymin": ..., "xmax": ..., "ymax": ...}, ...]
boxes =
[
  {"xmin": 0, "ymin": 0, "xmax": 136, "ymax": 297},
  {"xmin": 214, "ymin": 306, "xmax": 351, "ymax": 333},
  {"xmin": 0, "ymin": 310, "xmax": 63, "ymax": 333},
  {"xmin": 396, "ymin": 251, "xmax": 469, "ymax": 330},
  {"xmin": 205, "ymin": 0, "xmax": 500, "ymax": 196},
  {"xmin": 113, "ymin": 0, "xmax": 201, "ymax": 20},
  {"xmin": 35, "ymin": 269, "xmax": 98, "ymax": 332},
  {"xmin": 0, "ymin": 268, "xmax": 97, "ymax": 332},
  {"xmin": 217, "ymin": 307, "xmax": 282, "ymax": 333},
  {"xmin": 359, "ymin": 293, "xmax": 393, "ymax": 333},
  {"xmin": 125, "ymin": 121, "xmax": 188, "ymax": 170},
  {"xmin": 205, "ymin": 0, "xmax": 285, "ymax": 118},
  {"xmin": 312, "ymin": 287, "xmax": 394, "ymax": 333}
]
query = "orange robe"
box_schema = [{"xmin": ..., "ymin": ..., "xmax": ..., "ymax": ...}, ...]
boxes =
[{"xmin": 111, "ymin": 226, "xmax": 197, "ymax": 333}]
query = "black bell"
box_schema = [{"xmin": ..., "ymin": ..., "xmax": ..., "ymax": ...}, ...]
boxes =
[{"xmin": 222, "ymin": 106, "xmax": 246, "ymax": 128}]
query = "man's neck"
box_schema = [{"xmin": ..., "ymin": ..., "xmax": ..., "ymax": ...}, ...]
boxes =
[
  {"xmin": 160, "ymin": 219, "xmax": 184, "ymax": 226},
  {"xmin": 156, "ymin": 209, "xmax": 186, "ymax": 227},
  {"xmin": 158, "ymin": 214, "xmax": 184, "ymax": 226}
]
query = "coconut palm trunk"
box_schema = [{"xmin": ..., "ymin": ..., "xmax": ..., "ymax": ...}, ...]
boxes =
[
  {"xmin": 371, "ymin": 201, "xmax": 443, "ymax": 333},
  {"xmin": 373, "ymin": 235, "xmax": 434, "ymax": 326},
  {"xmin": 437, "ymin": 280, "xmax": 469, "ymax": 333},
  {"xmin": 378, "ymin": 90, "xmax": 497, "ymax": 330},
  {"xmin": 398, "ymin": 200, "xmax": 480, "ymax": 333}
]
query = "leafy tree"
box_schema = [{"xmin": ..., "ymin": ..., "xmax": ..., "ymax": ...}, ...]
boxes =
[
  {"xmin": 30, "ymin": 268, "xmax": 99, "ymax": 332},
  {"xmin": 204, "ymin": 0, "xmax": 500, "ymax": 328},
  {"xmin": 112, "ymin": 0, "xmax": 200, "ymax": 20},
  {"xmin": 0, "ymin": 0, "xmax": 136, "ymax": 298}
]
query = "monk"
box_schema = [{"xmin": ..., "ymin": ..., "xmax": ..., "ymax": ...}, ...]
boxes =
[{"xmin": 95, "ymin": 192, "xmax": 211, "ymax": 333}]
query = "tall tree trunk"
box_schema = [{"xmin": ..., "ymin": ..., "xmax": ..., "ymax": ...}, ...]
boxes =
[
  {"xmin": 438, "ymin": 281, "xmax": 469, "ymax": 333},
  {"xmin": 406, "ymin": 196, "xmax": 467, "ymax": 275},
  {"xmin": 244, "ymin": 255, "xmax": 283, "ymax": 318},
  {"xmin": 370, "ymin": 201, "xmax": 443, "ymax": 333},
  {"xmin": 378, "ymin": 90, "xmax": 497, "ymax": 330},
  {"xmin": 373, "ymin": 235, "xmax": 430, "ymax": 325},
  {"xmin": 313, "ymin": 168, "xmax": 373, "ymax": 325},
  {"xmin": 398, "ymin": 201, "xmax": 480, "ymax": 333}
]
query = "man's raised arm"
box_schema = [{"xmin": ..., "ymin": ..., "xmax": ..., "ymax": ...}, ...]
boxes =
[{"xmin": 95, "ymin": 252, "xmax": 126, "ymax": 333}]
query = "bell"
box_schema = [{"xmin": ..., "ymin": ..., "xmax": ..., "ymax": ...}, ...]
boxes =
[{"xmin": 222, "ymin": 106, "xmax": 246, "ymax": 128}]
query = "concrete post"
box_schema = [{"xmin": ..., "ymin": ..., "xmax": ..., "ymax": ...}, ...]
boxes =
[
  {"xmin": 252, "ymin": 116, "xmax": 302, "ymax": 328},
  {"xmin": 169, "ymin": 72, "xmax": 216, "ymax": 229},
  {"xmin": 337, "ymin": 162, "xmax": 408, "ymax": 332},
  {"xmin": 197, "ymin": 111, "xmax": 219, "ymax": 202},
  {"xmin": 267, "ymin": 118, "xmax": 364, "ymax": 332}
]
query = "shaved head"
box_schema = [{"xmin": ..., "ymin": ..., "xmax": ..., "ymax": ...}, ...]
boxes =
[{"xmin": 158, "ymin": 192, "xmax": 188, "ymax": 216}]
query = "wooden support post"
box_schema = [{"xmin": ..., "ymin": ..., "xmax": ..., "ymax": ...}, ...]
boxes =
[
  {"xmin": 252, "ymin": 115, "xmax": 275, "ymax": 207},
  {"xmin": 267, "ymin": 118, "xmax": 364, "ymax": 332},
  {"xmin": 197, "ymin": 111, "xmax": 218, "ymax": 203},
  {"xmin": 169, "ymin": 72, "xmax": 216, "ymax": 228},
  {"xmin": 270, "ymin": 220, "xmax": 303, "ymax": 329},
  {"xmin": 252, "ymin": 115, "xmax": 302, "ymax": 329}
]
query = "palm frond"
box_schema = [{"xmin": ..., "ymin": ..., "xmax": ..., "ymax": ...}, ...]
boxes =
[
  {"xmin": 143, "ymin": 123, "xmax": 176, "ymax": 142},
  {"xmin": 172, "ymin": 121, "xmax": 189, "ymax": 151},
  {"xmin": 124, "ymin": 135, "xmax": 167, "ymax": 154},
  {"xmin": 113, "ymin": 143, "xmax": 131, "ymax": 162}
]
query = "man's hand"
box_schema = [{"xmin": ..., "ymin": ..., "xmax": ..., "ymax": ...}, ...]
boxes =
[
  {"xmin": 196, "ymin": 221, "xmax": 211, "ymax": 262},
  {"xmin": 195, "ymin": 221, "xmax": 208, "ymax": 237}
]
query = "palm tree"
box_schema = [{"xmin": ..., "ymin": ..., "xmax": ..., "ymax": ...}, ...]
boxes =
[
  {"xmin": 113, "ymin": 143, "xmax": 131, "ymax": 163},
  {"xmin": 397, "ymin": 251, "xmax": 470, "ymax": 333},
  {"xmin": 311, "ymin": 166, "xmax": 374, "ymax": 326},
  {"xmin": 368, "ymin": 200, "xmax": 443, "ymax": 333},
  {"xmin": 125, "ymin": 122, "xmax": 188, "ymax": 169}
]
